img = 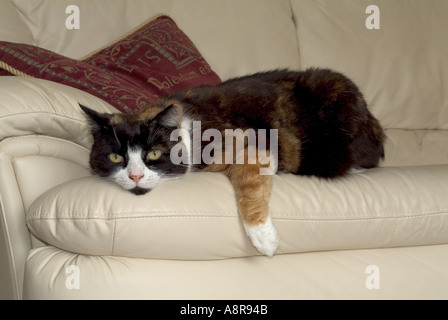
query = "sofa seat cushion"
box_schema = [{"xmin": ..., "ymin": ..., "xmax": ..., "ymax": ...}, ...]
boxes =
[
  {"xmin": 23, "ymin": 245, "xmax": 448, "ymax": 299},
  {"xmin": 26, "ymin": 166, "xmax": 448, "ymax": 260}
]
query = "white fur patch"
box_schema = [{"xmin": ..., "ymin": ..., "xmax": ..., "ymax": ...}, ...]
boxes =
[
  {"xmin": 113, "ymin": 146, "xmax": 163, "ymax": 191},
  {"xmin": 244, "ymin": 214, "xmax": 280, "ymax": 257}
]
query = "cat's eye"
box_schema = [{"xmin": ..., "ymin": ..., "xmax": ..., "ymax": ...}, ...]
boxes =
[
  {"xmin": 109, "ymin": 153, "xmax": 124, "ymax": 163},
  {"xmin": 147, "ymin": 150, "xmax": 162, "ymax": 161}
]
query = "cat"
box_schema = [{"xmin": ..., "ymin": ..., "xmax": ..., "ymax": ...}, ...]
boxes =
[{"xmin": 80, "ymin": 68, "xmax": 385, "ymax": 256}]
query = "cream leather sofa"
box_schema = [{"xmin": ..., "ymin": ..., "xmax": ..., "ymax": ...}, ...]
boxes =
[{"xmin": 1, "ymin": 0, "xmax": 447, "ymax": 300}]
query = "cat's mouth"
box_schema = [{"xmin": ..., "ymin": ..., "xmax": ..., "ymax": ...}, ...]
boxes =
[{"xmin": 129, "ymin": 186, "xmax": 151, "ymax": 195}]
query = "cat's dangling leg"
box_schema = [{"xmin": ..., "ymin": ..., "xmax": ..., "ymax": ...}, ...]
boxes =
[{"xmin": 224, "ymin": 160, "xmax": 280, "ymax": 257}]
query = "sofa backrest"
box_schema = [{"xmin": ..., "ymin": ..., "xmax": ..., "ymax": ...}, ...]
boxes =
[
  {"xmin": 292, "ymin": 0, "xmax": 448, "ymax": 131},
  {"xmin": 0, "ymin": 0, "xmax": 34, "ymax": 44},
  {"xmin": 2, "ymin": 0, "xmax": 300, "ymax": 81},
  {"xmin": 1, "ymin": 0, "xmax": 447, "ymax": 132}
]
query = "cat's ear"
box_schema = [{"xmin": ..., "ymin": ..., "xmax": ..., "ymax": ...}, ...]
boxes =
[
  {"xmin": 79, "ymin": 104, "xmax": 111, "ymax": 133},
  {"xmin": 155, "ymin": 103, "xmax": 183, "ymax": 128}
]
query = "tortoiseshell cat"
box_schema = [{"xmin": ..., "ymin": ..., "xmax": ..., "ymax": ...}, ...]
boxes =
[{"xmin": 81, "ymin": 68, "xmax": 385, "ymax": 256}]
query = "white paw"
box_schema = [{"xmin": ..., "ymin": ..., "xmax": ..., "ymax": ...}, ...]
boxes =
[{"xmin": 244, "ymin": 215, "xmax": 280, "ymax": 257}]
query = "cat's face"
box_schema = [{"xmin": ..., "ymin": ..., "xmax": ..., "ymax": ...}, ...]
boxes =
[{"xmin": 80, "ymin": 104, "xmax": 189, "ymax": 195}]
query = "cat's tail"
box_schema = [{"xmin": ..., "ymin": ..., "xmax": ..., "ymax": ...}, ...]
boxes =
[{"xmin": 350, "ymin": 109, "xmax": 386, "ymax": 170}]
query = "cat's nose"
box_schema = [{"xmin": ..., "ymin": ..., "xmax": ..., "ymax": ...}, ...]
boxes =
[{"xmin": 129, "ymin": 174, "xmax": 144, "ymax": 183}]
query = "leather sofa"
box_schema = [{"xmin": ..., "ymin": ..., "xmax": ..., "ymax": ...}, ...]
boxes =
[{"xmin": 1, "ymin": 0, "xmax": 447, "ymax": 300}]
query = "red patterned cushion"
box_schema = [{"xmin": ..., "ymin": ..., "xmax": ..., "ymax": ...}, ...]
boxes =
[{"xmin": 0, "ymin": 15, "xmax": 221, "ymax": 114}]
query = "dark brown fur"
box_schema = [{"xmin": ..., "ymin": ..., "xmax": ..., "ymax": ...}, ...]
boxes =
[
  {"xmin": 146, "ymin": 68, "xmax": 384, "ymax": 227},
  {"xmin": 147, "ymin": 68, "xmax": 385, "ymax": 176}
]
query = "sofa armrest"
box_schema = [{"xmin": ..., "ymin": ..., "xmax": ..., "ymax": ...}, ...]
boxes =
[
  {"xmin": 0, "ymin": 77, "xmax": 117, "ymax": 148},
  {"xmin": 0, "ymin": 76, "xmax": 112, "ymax": 299},
  {"xmin": 0, "ymin": 134, "xmax": 91, "ymax": 299}
]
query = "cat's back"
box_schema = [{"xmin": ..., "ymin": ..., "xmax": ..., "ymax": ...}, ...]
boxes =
[
  {"xmin": 179, "ymin": 70, "xmax": 299, "ymax": 129},
  {"xmin": 221, "ymin": 69, "xmax": 299, "ymax": 88}
]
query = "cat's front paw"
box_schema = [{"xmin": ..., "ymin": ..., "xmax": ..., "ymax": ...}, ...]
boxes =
[{"xmin": 244, "ymin": 215, "xmax": 280, "ymax": 257}]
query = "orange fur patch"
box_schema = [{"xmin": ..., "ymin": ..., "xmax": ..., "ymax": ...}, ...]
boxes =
[{"xmin": 218, "ymin": 147, "xmax": 273, "ymax": 226}]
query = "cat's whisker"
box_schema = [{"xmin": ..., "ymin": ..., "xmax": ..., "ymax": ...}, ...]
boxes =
[{"xmin": 111, "ymin": 125, "xmax": 121, "ymax": 149}]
